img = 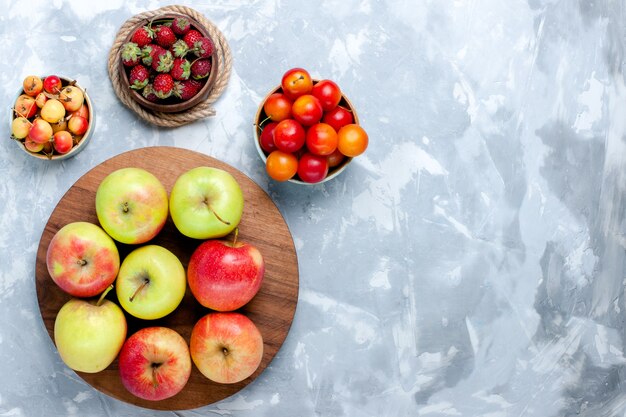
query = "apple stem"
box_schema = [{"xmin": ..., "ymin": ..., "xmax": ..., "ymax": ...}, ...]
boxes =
[
  {"xmin": 151, "ymin": 363, "xmax": 161, "ymax": 387},
  {"xmin": 96, "ymin": 285, "xmax": 114, "ymax": 307},
  {"xmin": 12, "ymin": 108, "xmax": 34, "ymax": 125},
  {"xmin": 222, "ymin": 347, "xmax": 229, "ymax": 357},
  {"xmin": 129, "ymin": 278, "xmax": 149, "ymax": 302},
  {"xmin": 208, "ymin": 204, "xmax": 230, "ymax": 226},
  {"xmin": 232, "ymin": 227, "xmax": 239, "ymax": 246}
]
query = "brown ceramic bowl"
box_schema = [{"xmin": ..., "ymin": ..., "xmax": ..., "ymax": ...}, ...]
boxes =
[
  {"xmin": 118, "ymin": 13, "xmax": 217, "ymax": 113},
  {"xmin": 253, "ymin": 80, "xmax": 358, "ymax": 185},
  {"xmin": 11, "ymin": 76, "xmax": 94, "ymax": 161}
]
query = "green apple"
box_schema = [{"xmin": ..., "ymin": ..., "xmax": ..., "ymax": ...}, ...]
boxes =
[
  {"xmin": 116, "ymin": 245, "xmax": 186, "ymax": 320},
  {"xmin": 54, "ymin": 286, "xmax": 127, "ymax": 373},
  {"xmin": 95, "ymin": 168, "xmax": 168, "ymax": 245},
  {"xmin": 169, "ymin": 167, "xmax": 244, "ymax": 239}
]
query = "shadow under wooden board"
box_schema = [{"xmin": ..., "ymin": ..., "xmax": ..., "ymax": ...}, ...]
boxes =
[{"xmin": 35, "ymin": 146, "xmax": 299, "ymax": 411}]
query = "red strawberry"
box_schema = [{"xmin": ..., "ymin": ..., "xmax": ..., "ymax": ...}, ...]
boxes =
[
  {"xmin": 190, "ymin": 58, "xmax": 212, "ymax": 80},
  {"xmin": 171, "ymin": 17, "xmax": 191, "ymax": 35},
  {"xmin": 131, "ymin": 26, "xmax": 154, "ymax": 47},
  {"xmin": 141, "ymin": 44, "xmax": 163, "ymax": 67},
  {"xmin": 153, "ymin": 73, "xmax": 174, "ymax": 99},
  {"xmin": 170, "ymin": 39, "xmax": 189, "ymax": 58},
  {"xmin": 120, "ymin": 42, "xmax": 142, "ymax": 67},
  {"xmin": 174, "ymin": 79, "xmax": 203, "ymax": 101},
  {"xmin": 155, "ymin": 25, "xmax": 176, "ymax": 49},
  {"xmin": 171, "ymin": 58, "xmax": 191, "ymax": 81},
  {"xmin": 141, "ymin": 84, "xmax": 159, "ymax": 102},
  {"xmin": 152, "ymin": 48, "xmax": 174, "ymax": 73},
  {"xmin": 183, "ymin": 29, "xmax": 203, "ymax": 49},
  {"xmin": 128, "ymin": 65, "xmax": 150, "ymax": 90},
  {"xmin": 192, "ymin": 37, "xmax": 214, "ymax": 58}
]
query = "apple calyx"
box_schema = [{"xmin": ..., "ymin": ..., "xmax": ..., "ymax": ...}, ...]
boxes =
[
  {"xmin": 129, "ymin": 276, "xmax": 150, "ymax": 302},
  {"xmin": 222, "ymin": 347, "xmax": 230, "ymax": 357},
  {"xmin": 121, "ymin": 202, "xmax": 130, "ymax": 214},
  {"xmin": 96, "ymin": 284, "xmax": 114, "ymax": 307}
]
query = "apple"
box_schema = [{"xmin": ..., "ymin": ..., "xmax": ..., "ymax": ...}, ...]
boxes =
[
  {"xmin": 24, "ymin": 136, "xmax": 44, "ymax": 153},
  {"xmin": 40, "ymin": 99, "xmax": 66, "ymax": 124},
  {"xmin": 187, "ymin": 232, "xmax": 264, "ymax": 311},
  {"xmin": 190, "ymin": 312, "xmax": 263, "ymax": 384},
  {"xmin": 11, "ymin": 117, "xmax": 30, "ymax": 139},
  {"xmin": 23, "ymin": 75, "xmax": 43, "ymax": 97},
  {"xmin": 95, "ymin": 167, "xmax": 168, "ymax": 245},
  {"xmin": 70, "ymin": 103, "xmax": 89, "ymax": 120},
  {"xmin": 35, "ymin": 92, "xmax": 48, "ymax": 108},
  {"xmin": 58, "ymin": 85, "xmax": 84, "ymax": 112},
  {"xmin": 53, "ymin": 131, "xmax": 73, "ymax": 154},
  {"xmin": 116, "ymin": 245, "xmax": 186, "ymax": 320},
  {"xmin": 54, "ymin": 285, "xmax": 127, "ymax": 373},
  {"xmin": 68, "ymin": 115, "xmax": 88, "ymax": 135},
  {"xmin": 43, "ymin": 75, "xmax": 62, "ymax": 94},
  {"xmin": 119, "ymin": 327, "xmax": 191, "ymax": 401},
  {"xmin": 50, "ymin": 118, "xmax": 68, "ymax": 133},
  {"xmin": 28, "ymin": 118, "xmax": 53, "ymax": 144},
  {"xmin": 169, "ymin": 167, "xmax": 243, "ymax": 239},
  {"xmin": 14, "ymin": 94, "xmax": 37, "ymax": 118},
  {"xmin": 46, "ymin": 221, "xmax": 120, "ymax": 297}
]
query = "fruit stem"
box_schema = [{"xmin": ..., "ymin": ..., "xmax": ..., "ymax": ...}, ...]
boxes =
[
  {"xmin": 151, "ymin": 363, "xmax": 161, "ymax": 387},
  {"xmin": 222, "ymin": 347, "xmax": 229, "ymax": 357},
  {"xmin": 209, "ymin": 204, "xmax": 230, "ymax": 226},
  {"xmin": 96, "ymin": 285, "xmax": 114, "ymax": 307},
  {"xmin": 129, "ymin": 278, "xmax": 149, "ymax": 302},
  {"xmin": 258, "ymin": 115, "xmax": 271, "ymax": 130},
  {"xmin": 11, "ymin": 108, "xmax": 34, "ymax": 125},
  {"xmin": 232, "ymin": 227, "xmax": 239, "ymax": 247}
]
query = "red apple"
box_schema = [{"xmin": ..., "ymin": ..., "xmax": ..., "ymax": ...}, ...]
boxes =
[
  {"xmin": 28, "ymin": 118, "xmax": 53, "ymax": 144},
  {"xmin": 53, "ymin": 131, "xmax": 73, "ymax": 154},
  {"xmin": 119, "ymin": 327, "xmax": 191, "ymax": 401},
  {"xmin": 187, "ymin": 234, "xmax": 264, "ymax": 311},
  {"xmin": 70, "ymin": 103, "xmax": 89, "ymax": 120},
  {"xmin": 68, "ymin": 115, "xmax": 88, "ymax": 135},
  {"xmin": 43, "ymin": 75, "xmax": 62, "ymax": 94},
  {"xmin": 46, "ymin": 222, "xmax": 120, "ymax": 297},
  {"xmin": 190, "ymin": 312, "xmax": 263, "ymax": 384}
]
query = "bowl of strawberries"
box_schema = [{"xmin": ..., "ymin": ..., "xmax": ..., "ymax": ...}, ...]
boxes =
[{"xmin": 118, "ymin": 13, "xmax": 217, "ymax": 113}]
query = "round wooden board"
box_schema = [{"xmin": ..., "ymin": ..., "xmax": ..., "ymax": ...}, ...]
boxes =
[{"xmin": 35, "ymin": 147, "xmax": 299, "ymax": 411}]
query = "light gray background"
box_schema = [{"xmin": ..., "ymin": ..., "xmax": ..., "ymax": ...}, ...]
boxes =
[{"xmin": 1, "ymin": 1, "xmax": 626, "ymax": 416}]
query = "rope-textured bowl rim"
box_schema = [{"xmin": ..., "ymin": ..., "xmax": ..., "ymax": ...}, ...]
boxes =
[{"xmin": 107, "ymin": 5, "xmax": 232, "ymax": 127}]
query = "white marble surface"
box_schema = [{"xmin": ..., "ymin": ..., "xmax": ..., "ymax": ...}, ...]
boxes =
[{"xmin": 2, "ymin": 1, "xmax": 626, "ymax": 416}]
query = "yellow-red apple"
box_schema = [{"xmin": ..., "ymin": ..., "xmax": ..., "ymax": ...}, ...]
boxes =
[{"xmin": 190, "ymin": 312, "xmax": 263, "ymax": 384}]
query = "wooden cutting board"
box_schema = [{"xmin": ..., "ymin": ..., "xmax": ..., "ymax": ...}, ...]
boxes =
[{"xmin": 35, "ymin": 146, "xmax": 299, "ymax": 410}]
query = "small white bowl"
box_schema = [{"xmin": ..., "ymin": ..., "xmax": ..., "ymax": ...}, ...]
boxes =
[{"xmin": 253, "ymin": 81, "xmax": 357, "ymax": 185}]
